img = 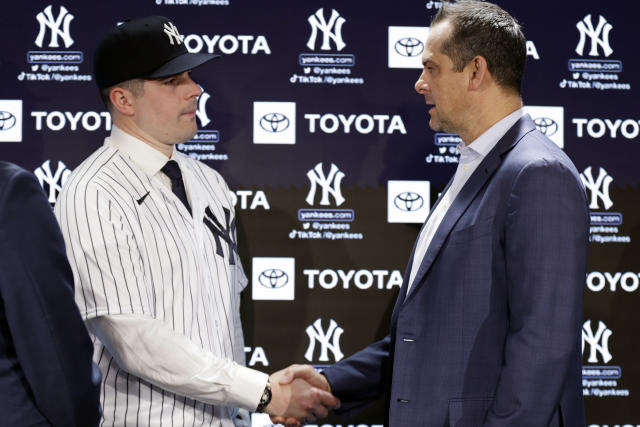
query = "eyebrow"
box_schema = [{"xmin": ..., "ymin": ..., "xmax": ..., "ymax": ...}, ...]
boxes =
[
  {"xmin": 422, "ymin": 58, "xmax": 434, "ymax": 67},
  {"xmin": 154, "ymin": 71, "xmax": 189, "ymax": 81}
]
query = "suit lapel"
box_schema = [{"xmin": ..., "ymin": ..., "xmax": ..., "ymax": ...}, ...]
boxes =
[
  {"xmin": 390, "ymin": 174, "xmax": 455, "ymax": 318},
  {"xmin": 397, "ymin": 115, "xmax": 537, "ymax": 308}
]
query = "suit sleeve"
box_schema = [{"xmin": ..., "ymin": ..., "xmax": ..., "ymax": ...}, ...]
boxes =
[
  {"xmin": 322, "ymin": 335, "xmax": 391, "ymax": 416},
  {"xmin": 0, "ymin": 167, "xmax": 102, "ymax": 426},
  {"xmin": 485, "ymin": 158, "xmax": 589, "ymax": 426}
]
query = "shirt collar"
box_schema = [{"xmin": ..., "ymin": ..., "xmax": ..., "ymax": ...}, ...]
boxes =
[
  {"xmin": 457, "ymin": 140, "xmax": 480, "ymax": 165},
  {"xmin": 104, "ymin": 125, "xmax": 175, "ymax": 176},
  {"xmin": 462, "ymin": 107, "xmax": 525, "ymax": 158}
]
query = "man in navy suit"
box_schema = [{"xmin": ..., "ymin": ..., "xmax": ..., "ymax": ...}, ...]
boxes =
[
  {"xmin": 277, "ymin": 1, "xmax": 589, "ymax": 426},
  {"xmin": 0, "ymin": 161, "xmax": 102, "ymax": 426}
]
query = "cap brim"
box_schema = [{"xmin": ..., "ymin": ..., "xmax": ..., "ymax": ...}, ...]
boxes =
[{"xmin": 147, "ymin": 52, "xmax": 220, "ymax": 79}]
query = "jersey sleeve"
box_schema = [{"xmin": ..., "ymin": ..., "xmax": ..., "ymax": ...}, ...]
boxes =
[
  {"xmin": 88, "ymin": 314, "xmax": 267, "ymax": 410},
  {"xmin": 56, "ymin": 181, "xmax": 153, "ymax": 319}
]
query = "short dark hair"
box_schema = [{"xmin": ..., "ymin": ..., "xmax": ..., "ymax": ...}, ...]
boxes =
[
  {"xmin": 432, "ymin": 0, "xmax": 526, "ymax": 93},
  {"xmin": 99, "ymin": 78, "xmax": 145, "ymax": 112}
]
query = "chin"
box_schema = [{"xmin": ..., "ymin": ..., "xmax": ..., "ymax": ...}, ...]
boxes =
[{"xmin": 176, "ymin": 128, "xmax": 198, "ymax": 144}]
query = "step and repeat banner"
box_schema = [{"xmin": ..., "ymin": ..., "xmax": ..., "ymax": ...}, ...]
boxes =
[{"xmin": 0, "ymin": 1, "xmax": 638, "ymax": 426}]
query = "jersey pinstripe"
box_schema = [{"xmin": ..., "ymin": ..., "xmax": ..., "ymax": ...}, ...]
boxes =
[{"xmin": 55, "ymin": 145, "xmax": 247, "ymax": 426}]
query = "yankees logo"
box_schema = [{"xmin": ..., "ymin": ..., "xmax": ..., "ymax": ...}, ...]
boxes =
[
  {"xmin": 163, "ymin": 22, "xmax": 182, "ymax": 45},
  {"xmin": 203, "ymin": 206, "xmax": 238, "ymax": 265}
]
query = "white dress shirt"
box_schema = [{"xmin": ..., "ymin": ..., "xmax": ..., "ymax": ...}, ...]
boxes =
[
  {"xmin": 407, "ymin": 108, "xmax": 525, "ymax": 293},
  {"xmin": 55, "ymin": 126, "xmax": 266, "ymax": 426}
]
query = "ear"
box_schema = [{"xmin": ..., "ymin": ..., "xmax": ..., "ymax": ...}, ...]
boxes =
[
  {"xmin": 467, "ymin": 55, "xmax": 489, "ymax": 91},
  {"xmin": 109, "ymin": 86, "xmax": 137, "ymax": 116}
]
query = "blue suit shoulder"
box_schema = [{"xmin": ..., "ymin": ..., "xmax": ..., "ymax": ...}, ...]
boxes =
[
  {"xmin": 0, "ymin": 161, "xmax": 102, "ymax": 427},
  {"xmin": 507, "ymin": 127, "xmax": 580, "ymax": 174}
]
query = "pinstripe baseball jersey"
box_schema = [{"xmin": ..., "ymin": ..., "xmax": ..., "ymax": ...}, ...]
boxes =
[{"xmin": 55, "ymin": 132, "xmax": 249, "ymax": 426}]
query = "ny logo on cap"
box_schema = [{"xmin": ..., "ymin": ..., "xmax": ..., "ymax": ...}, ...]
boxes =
[{"xmin": 163, "ymin": 22, "xmax": 182, "ymax": 45}]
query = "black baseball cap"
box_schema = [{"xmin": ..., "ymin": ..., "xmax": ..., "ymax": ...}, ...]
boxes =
[{"xmin": 94, "ymin": 16, "xmax": 219, "ymax": 89}]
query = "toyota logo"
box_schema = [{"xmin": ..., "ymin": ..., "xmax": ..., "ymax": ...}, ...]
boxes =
[
  {"xmin": 259, "ymin": 113, "xmax": 290, "ymax": 133},
  {"xmin": 394, "ymin": 37, "xmax": 424, "ymax": 57},
  {"xmin": 533, "ymin": 117, "xmax": 558, "ymax": 137},
  {"xmin": 394, "ymin": 192, "xmax": 424, "ymax": 212},
  {"xmin": 0, "ymin": 111, "xmax": 16, "ymax": 131},
  {"xmin": 258, "ymin": 269, "xmax": 289, "ymax": 289}
]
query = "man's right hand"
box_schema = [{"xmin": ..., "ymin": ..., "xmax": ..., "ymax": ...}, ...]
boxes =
[{"xmin": 266, "ymin": 364, "xmax": 339, "ymax": 427}]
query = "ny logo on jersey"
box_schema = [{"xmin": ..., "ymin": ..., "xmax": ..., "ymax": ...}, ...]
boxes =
[
  {"xmin": 575, "ymin": 14, "xmax": 613, "ymax": 57},
  {"xmin": 35, "ymin": 5, "xmax": 74, "ymax": 48},
  {"xmin": 163, "ymin": 22, "xmax": 183, "ymax": 45},
  {"xmin": 306, "ymin": 8, "xmax": 346, "ymax": 51},
  {"xmin": 203, "ymin": 206, "xmax": 238, "ymax": 265},
  {"xmin": 304, "ymin": 318, "xmax": 344, "ymax": 362},
  {"xmin": 580, "ymin": 166, "xmax": 613, "ymax": 210},
  {"xmin": 582, "ymin": 320, "xmax": 613, "ymax": 364},
  {"xmin": 196, "ymin": 87, "xmax": 211, "ymax": 128},
  {"xmin": 305, "ymin": 162, "xmax": 345, "ymax": 206},
  {"xmin": 34, "ymin": 160, "xmax": 72, "ymax": 205}
]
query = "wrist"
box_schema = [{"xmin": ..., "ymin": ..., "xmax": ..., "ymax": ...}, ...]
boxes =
[
  {"xmin": 255, "ymin": 380, "xmax": 272, "ymax": 413},
  {"xmin": 319, "ymin": 371, "xmax": 332, "ymax": 393}
]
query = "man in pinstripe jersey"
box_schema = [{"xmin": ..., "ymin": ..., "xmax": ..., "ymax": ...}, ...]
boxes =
[{"xmin": 55, "ymin": 16, "xmax": 338, "ymax": 426}]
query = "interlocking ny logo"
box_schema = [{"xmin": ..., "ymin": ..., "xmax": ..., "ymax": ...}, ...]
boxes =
[
  {"xmin": 575, "ymin": 14, "xmax": 613, "ymax": 57},
  {"xmin": 307, "ymin": 8, "xmax": 346, "ymax": 51},
  {"xmin": 203, "ymin": 206, "xmax": 238, "ymax": 265},
  {"xmin": 35, "ymin": 5, "xmax": 74, "ymax": 48},
  {"xmin": 34, "ymin": 160, "xmax": 72, "ymax": 205},
  {"xmin": 196, "ymin": 87, "xmax": 211, "ymax": 128},
  {"xmin": 582, "ymin": 320, "xmax": 613, "ymax": 363},
  {"xmin": 163, "ymin": 22, "xmax": 183, "ymax": 45},
  {"xmin": 304, "ymin": 318, "xmax": 344, "ymax": 362},
  {"xmin": 306, "ymin": 162, "xmax": 345, "ymax": 206},
  {"xmin": 580, "ymin": 166, "xmax": 613, "ymax": 210}
]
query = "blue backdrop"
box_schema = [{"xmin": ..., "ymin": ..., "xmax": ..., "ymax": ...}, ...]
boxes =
[{"xmin": 1, "ymin": 1, "xmax": 637, "ymax": 426}]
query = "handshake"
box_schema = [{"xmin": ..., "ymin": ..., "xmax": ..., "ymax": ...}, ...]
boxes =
[{"xmin": 264, "ymin": 364, "xmax": 340, "ymax": 427}]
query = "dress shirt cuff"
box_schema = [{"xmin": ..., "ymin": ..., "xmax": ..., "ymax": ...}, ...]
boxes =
[{"xmin": 229, "ymin": 364, "xmax": 269, "ymax": 411}]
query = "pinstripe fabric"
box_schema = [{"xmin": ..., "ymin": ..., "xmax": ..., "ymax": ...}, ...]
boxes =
[{"xmin": 55, "ymin": 144, "xmax": 247, "ymax": 426}]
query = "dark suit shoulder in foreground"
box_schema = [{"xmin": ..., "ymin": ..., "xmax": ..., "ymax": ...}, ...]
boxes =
[{"xmin": 0, "ymin": 161, "xmax": 101, "ymax": 426}]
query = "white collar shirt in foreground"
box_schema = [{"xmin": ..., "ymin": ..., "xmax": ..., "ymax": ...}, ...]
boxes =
[
  {"xmin": 107, "ymin": 125, "xmax": 187, "ymax": 200},
  {"xmin": 55, "ymin": 125, "xmax": 266, "ymax": 426},
  {"xmin": 406, "ymin": 108, "xmax": 525, "ymax": 294}
]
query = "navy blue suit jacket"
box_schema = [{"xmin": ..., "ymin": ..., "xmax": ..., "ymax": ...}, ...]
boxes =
[
  {"xmin": 324, "ymin": 115, "xmax": 589, "ymax": 427},
  {"xmin": 0, "ymin": 162, "xmax": 101, "ymax": 426}
]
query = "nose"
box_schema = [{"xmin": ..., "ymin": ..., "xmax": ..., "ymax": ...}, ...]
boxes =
[
  {"xmin": 415, "ymin": 74, "xmax": 429, "ymax": 95},
  {"xmin": 185, "ymin": 73, "xmax": 202, "ymax": 99}
]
